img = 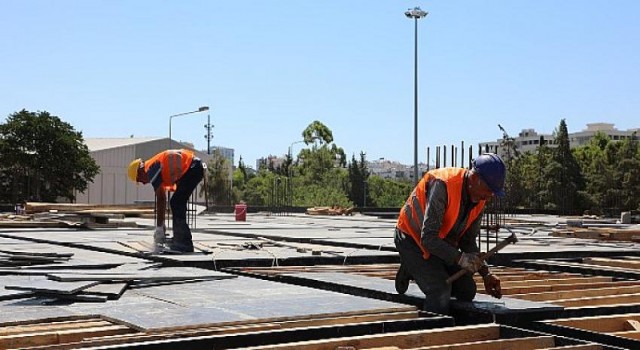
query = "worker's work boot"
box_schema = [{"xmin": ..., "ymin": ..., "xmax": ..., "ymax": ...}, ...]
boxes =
[
  {"xmin": 152, "ymin": 227, "xmax": 166, "ymax": 253},
  {"xmin": 170, "ymin": 219, "xmax": 194, "ymax": 253},
  {"xmin": 395, "ymin": 263, "xmax": 412, "ymax": 294}
]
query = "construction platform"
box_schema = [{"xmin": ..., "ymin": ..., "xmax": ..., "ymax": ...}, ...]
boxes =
[{"xmin": 0, "ymin": 211, "xmax": 639, "ymax": 349}]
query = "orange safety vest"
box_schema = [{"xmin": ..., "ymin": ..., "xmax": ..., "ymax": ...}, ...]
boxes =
[
  {"xmin": 396, "ymin": 168, "xmax": 485, "ymax": 259},
  {"xmin": 144, "ymin": 149, "xmax": 195, "ymax": 189}
]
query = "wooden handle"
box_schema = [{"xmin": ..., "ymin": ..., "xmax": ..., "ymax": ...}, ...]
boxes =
[{"xmin": 446, "ymin": 233, "xmax": 517, "ymax": 284}]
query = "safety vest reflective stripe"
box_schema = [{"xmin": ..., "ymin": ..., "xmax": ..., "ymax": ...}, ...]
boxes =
[
  {"xmin": 167, "ymin": 152, "xmax": 182, "ymax": 183},
  {"xmin": 403, "ymin": 191, "xmax": 422, "ymax": 236}
]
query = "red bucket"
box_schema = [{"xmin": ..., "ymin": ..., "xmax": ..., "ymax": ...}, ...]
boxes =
[{"xmin": 234, "ymin": 203, "xmax": 247, "ymax": 221}]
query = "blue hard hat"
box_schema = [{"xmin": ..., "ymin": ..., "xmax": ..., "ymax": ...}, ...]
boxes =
[{"xmin": 472, "ymin": 153, "xmax": 506, "ymax": 197}]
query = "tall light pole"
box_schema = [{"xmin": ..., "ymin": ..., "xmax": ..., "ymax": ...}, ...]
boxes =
[
  {"xmin": 405, "ymin": 6, "xmax": 428, "ymax": 186},
  {"xmin": 168, "ymin": 106, "xmax": 209, "ymax": 148},
  {"xmin": 204, "ymin": 113, "xmax": 213, "ymax": 154}
]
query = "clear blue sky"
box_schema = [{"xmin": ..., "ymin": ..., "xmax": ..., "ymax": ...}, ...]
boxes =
[{"xmin": 2, "ymin": 1, "xmax": 639, "ymax": 167}]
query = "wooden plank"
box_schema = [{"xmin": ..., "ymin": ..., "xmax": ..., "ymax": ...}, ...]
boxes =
[
  {"xmin": 240, "ymin": 324, "xmax": 500, "ymax": 350},
  {"xmin": 583, "ymin": 257, "xmax": 640, "ymax": 269},
  {"xmin": 478, "ymin": 276, "xmax": 613, "ymax": 288},
  {"xmin": 411, "ymin": 336, "xmax": 555, "ymax": 350},
  {"xmin": 273, "ymin": 311, "xmax": 418, "ymax": 329},
  {"xmin": 56, "ymin": 325, "xmax": 133, "ymax": 343},
  {"xmin": 0, "ymin": 319, "xmax": 108, "ymax": 336},
  {"xmin": 609, "ymin": 330, "xmax": 640, "ymax": 340},
  {"xmin": 539, "ymin": 345, "xmax": 602, "ymax": 350},
  {"xmin": 510, "ymin": 285, "xmax": 640, "ymax": 302},
  {"xmin": 556, "ymin": 293, "xmax": 640, "ymax": 307},
  {"xmin": 0, "ymin": 325, "xmax": 130, "ymax": 348},
  {"xmin": 550, "ymin": 314, "xmax": 640, "ymax": 332},
  {"xmin": 500, "ymin": 281, "xmax": 640, "ymax": 295}
]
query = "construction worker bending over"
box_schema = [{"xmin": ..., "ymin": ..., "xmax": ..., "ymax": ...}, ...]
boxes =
[
  {"xmin": 127, "ymin": 149, "xmax": 203, "ymax": 253},
  {"xmin": 394, "ymin": 153, "xmax": 505, "ymax": 315}
]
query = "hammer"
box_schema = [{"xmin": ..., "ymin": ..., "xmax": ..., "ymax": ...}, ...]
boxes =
[{"xmin": 446, "ymin": 231, "xmax": 518, "ymax": 284}]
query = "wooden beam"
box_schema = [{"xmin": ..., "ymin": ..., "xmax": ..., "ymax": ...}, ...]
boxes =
[
  {"xmin": 500, "ymin": 281, "xmax": 639, "ymax": 295},
  {"xmin": 538, "ymin": 345, "xmax": 602, "ymax": 350},
  {"xmin": 510, "ymin": 285, "xmax": 640, "ymax": 302},
  {"xmin": 583, "ymin": 257, "xmax": 640, "ymax": 269},
  {"xmin": 237, "ymin": 324, "xmax": 500, "ymax": 350},
  {"xmin": 555, "ymin": 293, "xmax": 640, "ymax": 307},
  {"xmin": 408, "ymin": 336, "xmax": 555, "ymax": 350},
  {"xmin": 551, "ymin": 314, "xmax": 640, "ymax": 332}
]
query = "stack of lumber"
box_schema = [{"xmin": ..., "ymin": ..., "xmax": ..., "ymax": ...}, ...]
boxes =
[
  {"xmin": 545, "ymin": 313, "xmax": 640, "ymax": 346},
  {"xmin": 0, "ymin": 316, "xmax": 138, "ymax": 349},
  {"xmin": 242, "ymin": 324, "xmax": 602, "ymax": 350},
  {"xmin": 306, "ymin": 206, "xmax": 354, "ymax": 216},
  {"xmin": 236, "ymin": 264, "xmax": 640, "ymax": 309},
  {"xmin": 551, "ymin": 226, "xmax": 640, "ymax": 242},
  {"xmin": 0, "ymin": 308, "xmax": 425, "ymax": 349},
  {"xmin": 0, "ymin": 202, "xmax": 154, "ymax": 229},
  {"xmin": 24, "ymin": 202, "xmax": 154, "ymax": 217}
]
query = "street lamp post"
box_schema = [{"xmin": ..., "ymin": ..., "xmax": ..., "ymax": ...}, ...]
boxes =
[
  {"xmin": 168, "ymin": 106, "xmax": 209, "ymax": 148},
  {"xmin": 405, "ymin": 6, "xmax": 428, "ymax": 186}
]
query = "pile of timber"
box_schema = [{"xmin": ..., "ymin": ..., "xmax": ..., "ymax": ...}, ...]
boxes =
[
  {"xmin": 242, "ymin": 324, "xmax": 602, "ymax": 350},
  {"xmin": 236, "ymin": 264, "xmax": 640, "ymax": 309},
  {"xmin": 551, "ymin": 226, "xmax": 640, "ymax": 242},
  {"xmin": 0, "ymin": 308, "xmax": 425, "ymax": 349},
  {"xmin": 0, "ymin": 202, "xmax": 155, "ymax": 229},
  {"xmin": 24, "ymin": 202, "xmax": 155, "ymax": 217},
  {"xmin": 542, "ymin": 313, "xmax": 640, "ymax": 348},
  {"xmin": 306, "ymin": 206, "xmax": 354, "ymax": 216}
]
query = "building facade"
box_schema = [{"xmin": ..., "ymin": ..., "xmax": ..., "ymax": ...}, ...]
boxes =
[
  {"xmin": 479, "ymin": 123, "xmax": 638, "ymax": 160},
  {"xmin": 75, "ymin": 137, "xmax": 211, "ymax": 205}
]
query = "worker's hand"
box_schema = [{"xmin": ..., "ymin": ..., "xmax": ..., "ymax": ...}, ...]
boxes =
[
  {"xmin": 457, "ymin": 252, "xmax": 483, "ymax": 273},
  {"xmin": 153, "ymin": 225, "xmax": 166, "ymax": 245},
  {"xmin": 483, "ymin": 273, "xmax": 502, "ymax": 299}
]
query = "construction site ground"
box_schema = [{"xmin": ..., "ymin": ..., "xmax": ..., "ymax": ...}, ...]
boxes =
[{"xmin": 1, "ymin": 211, "xmax": 639, "ymax": 349}]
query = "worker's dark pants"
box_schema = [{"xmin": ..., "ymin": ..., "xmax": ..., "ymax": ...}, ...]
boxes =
[
  {"xmin": 394, "ymin": 229, "xmax": 476, "ymax": 315},
  {"xmin": 170, "ymin": 158, "xmax": 203, "ymax": 252}
]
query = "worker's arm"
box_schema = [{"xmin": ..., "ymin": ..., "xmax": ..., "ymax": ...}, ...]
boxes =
[
  {"xmin": 458, "ymin": 212, "xmax": 501, "ymax": 297},
  {"xmin": 420, "ymin": 180, "xmax": 460, "ymax": 265},
  {"xmin": 155, "ymin": 186, "xmax": 166, "ymax": 227},
  {"xmin": 458, "ymin": 213, "xmax": 482, "ymax": 254},
  {"xmin": 459, "ymin": 213, "xmax": 491, "ymax": 276}
]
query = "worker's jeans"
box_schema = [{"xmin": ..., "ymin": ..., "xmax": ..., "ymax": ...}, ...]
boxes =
[
  {"xmin": 170, "ymin": 158, "xmax": 204, "ymax": 252},
  {"xmin": 394, "ymin": 228, "xmax": 476, "ymax": 315}
]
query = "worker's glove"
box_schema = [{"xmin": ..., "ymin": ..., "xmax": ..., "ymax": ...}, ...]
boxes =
[
  {"xmin": 482, "ymin": 273, "xmax": 502, "ymax": 299},
  {"xmin": 153, "ymin": 225, "xmax": 166, "ymax": 245},
  {"xmin": 457, "ymin": 252, "xmax": 483, "ymax": 273}
]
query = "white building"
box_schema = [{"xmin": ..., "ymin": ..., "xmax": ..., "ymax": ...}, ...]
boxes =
[
  {"xmin": 367, "ymin": 158, "xmax": 429, "ymax": 181},
  {"xmin": 479, "ymin": 123, "xmax": 639, "ymax": 160},
  {"xmin": 210, "ymin": 146, "xmax": 235, "ymax": 167},
  {"xmin": 75, "ymin": 137, "xmax": 211, "ymax": 205}
]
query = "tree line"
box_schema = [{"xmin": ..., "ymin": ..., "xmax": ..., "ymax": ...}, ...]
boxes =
[
  {"xmin": 203, "ymin": 120, "xmax": 414, "ymax": 209},
  {"xmin": 504, "ymin": 119, "xmax": 640, "ymax": 215},
  {"xmin": 2, "ymin": 110, "xmax": 637, "ymax": 216},
  {"xmin": 209, "ymin": 119, "xmax": 640, "ymax": 217}
]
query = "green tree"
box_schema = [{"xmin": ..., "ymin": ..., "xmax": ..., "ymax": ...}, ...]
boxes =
[
  {"xmin": 367, "ymin": 175, "xmax": 412, "ymax": 207},
  {"xmin": 545, "ymin": 119, "xmax": 585, "ymax": 213},
  {"xmin": 242, "ymin": 169, "xmax": 277, "ymax": 206},
  {"xmin": 347, "ymin": 152, "xmax": 370, "ymax": 207},
  {"xmin": 203, "ymin": 149, "xmax": 233, "ymax": 205},
  {"xmin": 0, "ymin": 109, "xmax": 99, "ymax": 202}
]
